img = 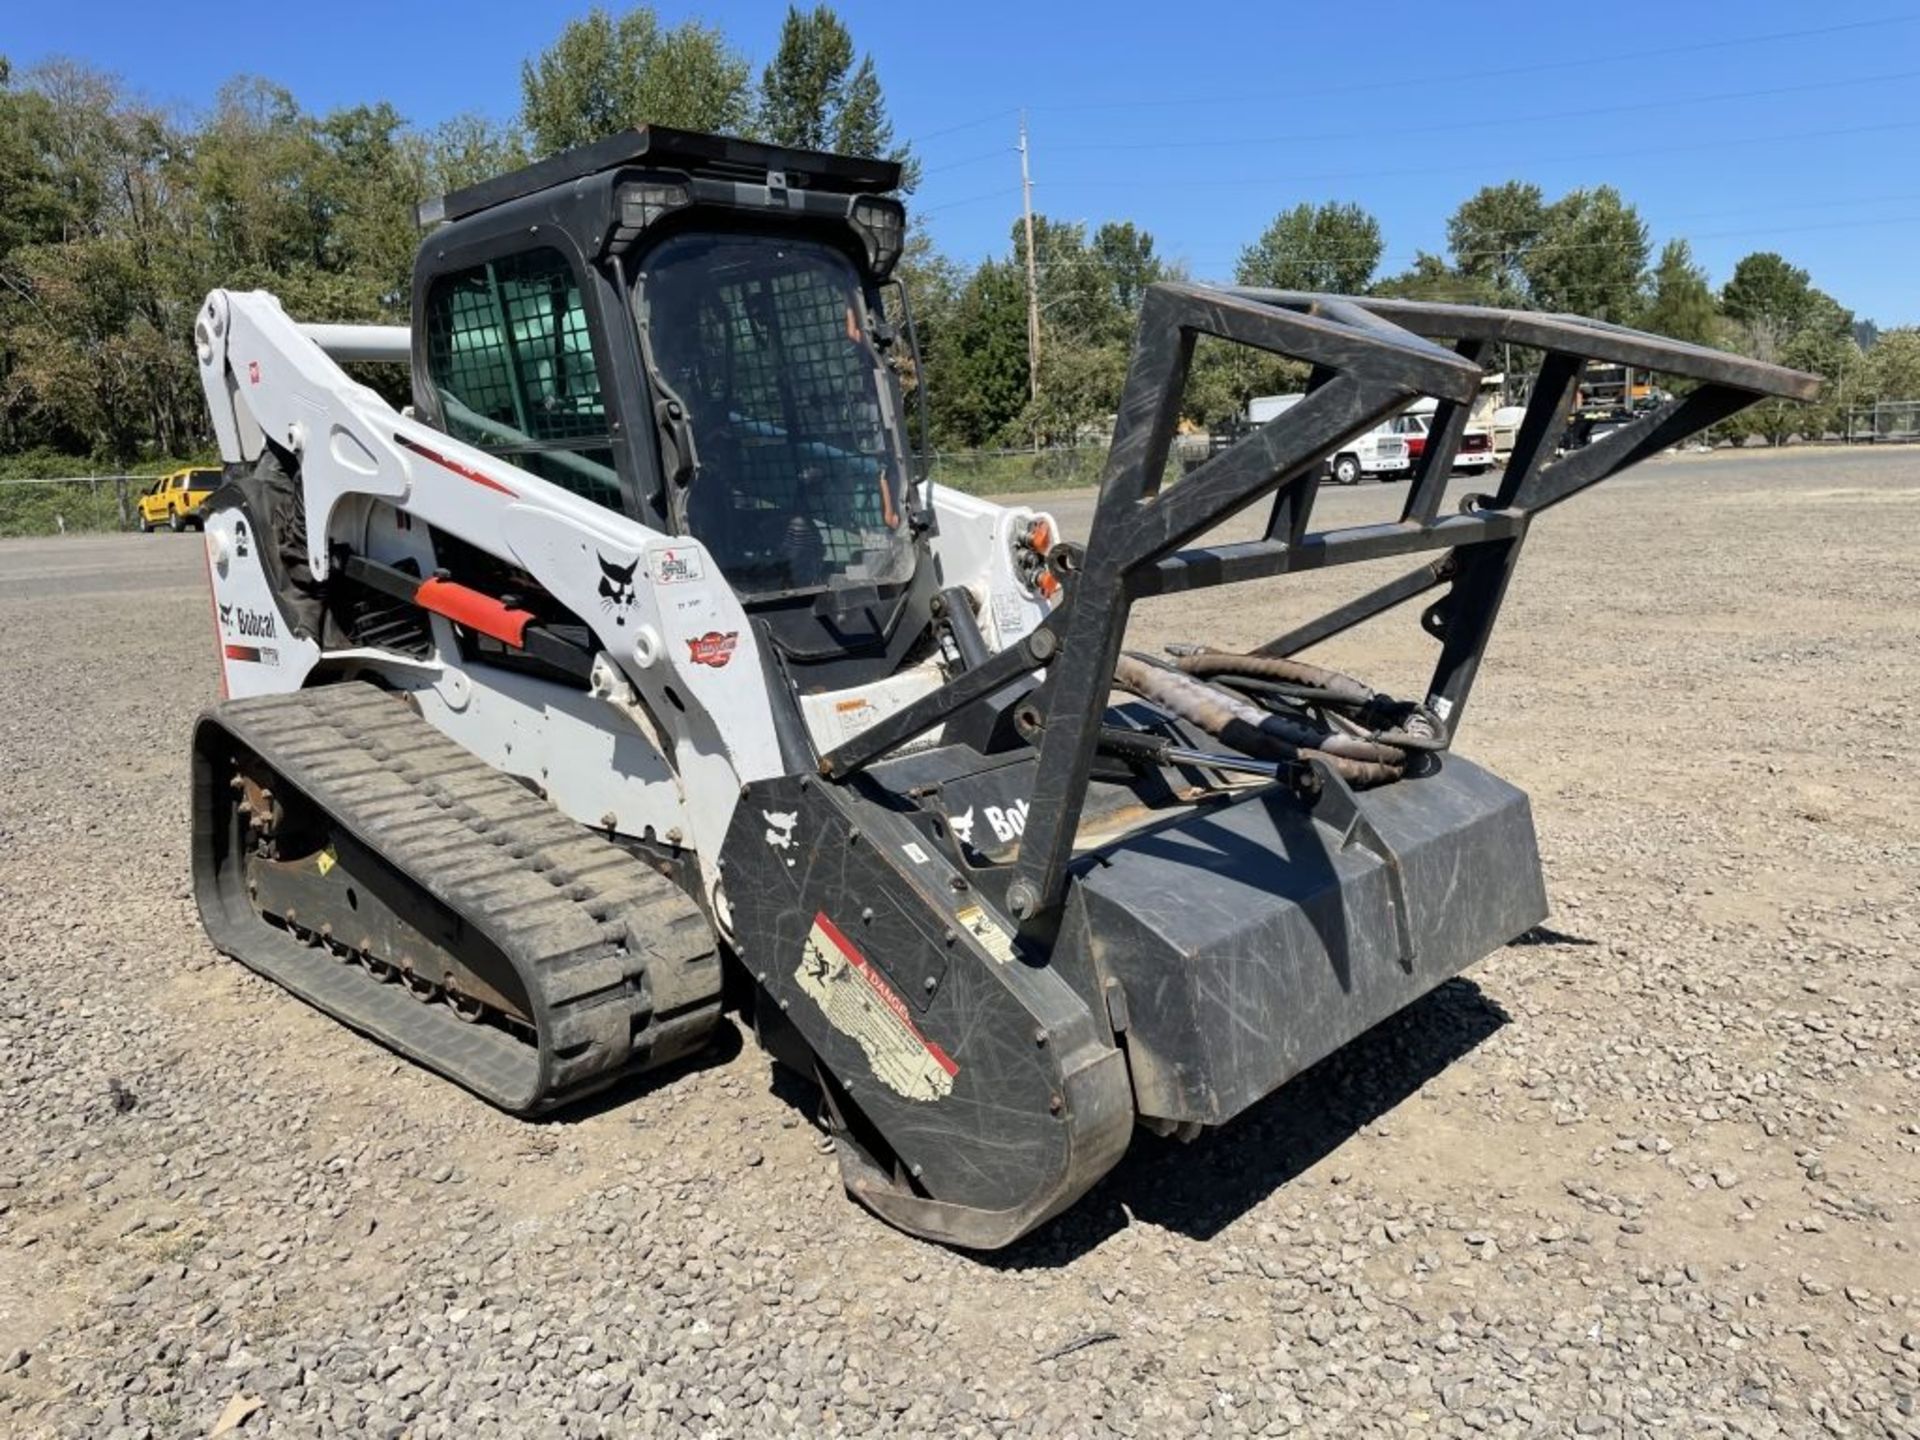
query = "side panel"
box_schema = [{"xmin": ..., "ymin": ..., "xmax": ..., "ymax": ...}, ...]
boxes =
[
  {"xmin": 723, "ymin": 774, "xmax": 1132, "ymax": 1246},
  {"xmin": 927, "ymin": 488, "xmax": 1056, "ymax": 649},
  {"xmin": 202, "ymin": 509, "xmax": 320, "ymax": 698}
]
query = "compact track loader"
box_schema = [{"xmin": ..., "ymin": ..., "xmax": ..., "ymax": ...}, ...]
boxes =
[{"xmin": 189, "ymin": 127, "xmax": 1816, "ymax": 1247}]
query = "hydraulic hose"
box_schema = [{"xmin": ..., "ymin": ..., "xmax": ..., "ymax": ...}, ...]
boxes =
[
  {"xmin": 1171, "ymin": 647, "xmax": 1449, "ymax": 753},
  {"xmin": 1113, "ymin": 654, "xmax": 1406, "ymax": 787}
]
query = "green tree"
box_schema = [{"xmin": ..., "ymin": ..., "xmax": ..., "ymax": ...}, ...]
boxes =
[
  {"xmin": 1521, "ymin": 186, "xmax": 1647, "ymax": 320},
  {"xmin": 424, "ymin": 113, "xmax": 530, "ymax": 196},
  {"xmin": 1009, "ymin": 215, "xmax": 1175, "ymax": 441},
  {"xmin": 1369, "ymin": 252, "xmax": 1499, "ymax": 304},
  {"xmin": 311, "ymin": 102, "xmax": 427, "ymax": 311},
  {"xmin": 1720, "ymin": 251, "xmax": 1814, "ymax": 336},
  {"xmin": 1235, "ymin": 201, "xmax": 1383, "ymax": 294},
  {"xmin": 520, "ymin": 6, "xmax": 752, "ymax": 156},
  {"xmin": 1446, "ymin": 181, "xmax": 1544, "ymax": 305},
  {"xmin": 1181, "ymin": 338, "xmax": 1306, "ymax": 429},
  {"xmin": 758, "ymin": 5, "xmax": 851, "ymax": 149},
  {"xmin": 1723, "ymin": 325, "xmax": 1854, "ymax": 446},
  {"xmin": 189, "ymin": 78, "xmax": 329, "ymax": 278},
  {"xmin": 0, "ymin": 61, "xmax": 201, "ymax": 461},
  {"xmin": 757, "ymin": 7, "xmax": 915, "ymax": 185},
  {"xmin": 1863, "ymin": 327, "xmax": 1920, "ymax": 401},
  {"xmin": 1639, "ymin": 239, "xmax": 1718, "ymax": 348},
  {"xmin": 1720, "ymin": 251, "xmax": 1853, "ymax": 359},
  {"xmin": 0, "ymin": 60, "xmax": 82, "ymax": 261},
  {"xmin": 927, "ymin": 260, "xmax": 1029, "ymax": 447},
  {"xmin": 1015, "ymin": 215, "xmax": 1117, "ymax": 345},
  {"xmin": 1089, "ymin": 221, "xmax": 1164, "ymax": 317}
]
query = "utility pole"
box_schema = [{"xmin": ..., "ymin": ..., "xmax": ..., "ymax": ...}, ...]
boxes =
[{"xmin": 1018, "ymin": 112, "xmax": 1041, "ymax": 429}]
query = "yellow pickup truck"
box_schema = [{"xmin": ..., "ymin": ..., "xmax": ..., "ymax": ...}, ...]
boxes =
[{"xmin": 136, "ymin": 466, "xmax": 222, "ymax": 532}]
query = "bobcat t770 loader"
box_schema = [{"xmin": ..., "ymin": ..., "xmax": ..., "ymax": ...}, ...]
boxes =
[{"xmin": 189, "ymin": 127, "xmax": 1816, "ymax": 1248}]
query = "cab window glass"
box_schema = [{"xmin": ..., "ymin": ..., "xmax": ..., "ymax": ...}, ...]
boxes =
[
  {"xmin": 424, "ymin": 247, "xmax": 623, "ymax": 510},
  {"xmin": 639, "ymin": 233, "xmax": 912, "ymax": 598}
]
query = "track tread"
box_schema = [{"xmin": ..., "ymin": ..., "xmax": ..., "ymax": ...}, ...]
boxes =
[{"xmin": 193, "ymin": 683, "xmax": 722, "ymax": 1113}]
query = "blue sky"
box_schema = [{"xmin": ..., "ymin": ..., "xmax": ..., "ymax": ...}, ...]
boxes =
[{"xmin": 10, "ymin": 0, "xmax": 1919, "ymax": 323}]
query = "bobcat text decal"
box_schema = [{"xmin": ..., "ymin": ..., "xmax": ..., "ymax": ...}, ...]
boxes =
[{"xmin": 218, "ymin": 603, "xmax": 278, "ymax": 640}]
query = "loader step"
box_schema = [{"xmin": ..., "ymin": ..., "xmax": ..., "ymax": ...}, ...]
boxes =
[{"xmin": 190, "ymin": 682, "xmax": 722, "ymax": 1113}]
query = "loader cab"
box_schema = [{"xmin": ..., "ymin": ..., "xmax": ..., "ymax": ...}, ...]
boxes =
[{"xmin": 411, "ymin": 127, "xmax": 929, "ymax": 682}]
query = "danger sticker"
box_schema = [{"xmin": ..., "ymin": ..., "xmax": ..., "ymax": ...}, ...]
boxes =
[
  {"xmin": 955, "ymin": 904, "xmax": 1018, "ymax": 965},
  {"xmin": 796, "ymin": 913, "xmax": 957, "ymax": 1102}
]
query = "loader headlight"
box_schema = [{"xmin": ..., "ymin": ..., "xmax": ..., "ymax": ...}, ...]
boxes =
[
  {"xmin": 848, "ymin": 196, "xmax": 905, "ymax": 279},
  {"xmin": 611, "ymin": 177, "xmax": 694, "ymax": 251}
]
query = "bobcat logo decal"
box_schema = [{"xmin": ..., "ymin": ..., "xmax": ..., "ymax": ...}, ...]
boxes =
[
  {"xmin": 597, "ymin": 553, "xmax": 638, "ymax": 626},
  {"xmin": 217, "ymin": 603, "xmax": 233, "ymax": 630},
  {"xmin": 948, "ymin": 807, "xmax": 976, "ymax": 849}
]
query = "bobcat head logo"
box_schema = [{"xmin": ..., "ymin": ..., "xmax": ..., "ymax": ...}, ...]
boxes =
[
  {"xmin": 597, "ymin": 553, "xmax": 638, "ymax": 626},
  {"xmin": 217, "ymin": 603, "xmax": 233, "ymax": 630},
  {"xmin": 948, "ymin": 807, "xmax": 976, "ymax": 849}
]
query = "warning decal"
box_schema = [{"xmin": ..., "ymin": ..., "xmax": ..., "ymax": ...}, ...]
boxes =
[
  {"xmin": 954, "ymin": 904, "xmax": 1017, "ymax": 965},
  {"xmin": 796, "ymin": 913, "xmax": 957, "ymax": 1102}
]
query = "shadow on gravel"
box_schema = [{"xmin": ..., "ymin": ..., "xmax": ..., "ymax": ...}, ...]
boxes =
[
  {"xmin": 1508, "ymin": 923, "xmax": 1597, "ymax": 948},
  {"xmin": 977, "ymin": 976, "xmax": 1512, "ymax": 1270},
  {"xmin": 537, "ymin": 1019, "xmax": 747, "ymax": 1123}
]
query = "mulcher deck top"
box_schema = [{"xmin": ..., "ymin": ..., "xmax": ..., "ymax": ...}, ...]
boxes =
[{"xmin": 189, "ymin": 683, "xmax": 721, "ymax": 1113}]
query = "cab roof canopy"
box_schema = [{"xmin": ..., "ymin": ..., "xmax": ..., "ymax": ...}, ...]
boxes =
[{"xmin": 419, "ymin": 126, "xmax": 903, "ymax": 228}]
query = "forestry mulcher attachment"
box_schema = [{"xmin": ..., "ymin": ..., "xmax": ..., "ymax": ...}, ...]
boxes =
[{"xmin": 189, "ymin": 127, "xmax": 1816, "ymax": 1248}]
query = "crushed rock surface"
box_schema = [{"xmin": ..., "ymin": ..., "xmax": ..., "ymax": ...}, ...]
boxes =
[{"xmin": 0, "ymin": 447, "xmax": 1915, "ymax": 1438}]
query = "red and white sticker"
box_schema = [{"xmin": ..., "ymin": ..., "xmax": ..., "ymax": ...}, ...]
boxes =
[
  {"xmin": 685, "ymin": 630, "xmax": 738, "ymax": 668},
  {"xmin": 649, "ymin": 547, "xmax": 704, "ymax": 585},
  {"xmin": 796, "ymin": 913, "xmax": 956, "ymax": 1102}
]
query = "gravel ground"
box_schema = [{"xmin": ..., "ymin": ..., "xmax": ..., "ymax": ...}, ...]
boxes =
[{"xmin": 1, "ymin": 446, "xmax": 1916, "ymax": 1439}]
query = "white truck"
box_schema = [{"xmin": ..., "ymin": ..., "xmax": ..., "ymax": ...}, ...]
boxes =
[{"xmin": 1248, "ymin": 393, "xmax": 1410, "ymax": 482}]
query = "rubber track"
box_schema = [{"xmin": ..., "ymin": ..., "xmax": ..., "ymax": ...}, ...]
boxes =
[{"xmin": 193, "ymin": 683, "xmax": 721, "ymax": 1113}]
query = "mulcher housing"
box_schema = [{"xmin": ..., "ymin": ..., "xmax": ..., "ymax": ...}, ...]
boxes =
[{"xmin": 188, "ymin": 126, "xmax": 1818, "ymax": 1248}]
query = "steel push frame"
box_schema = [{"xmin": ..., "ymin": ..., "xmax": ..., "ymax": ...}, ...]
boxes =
[{"xmin": 819, "ymin": 283, "xmax": 1820, "ymax": 926}]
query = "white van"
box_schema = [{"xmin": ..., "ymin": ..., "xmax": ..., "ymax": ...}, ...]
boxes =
[{"xmin": 1247, "ymin": 394, "xmax": 1410, "ymax": 483}]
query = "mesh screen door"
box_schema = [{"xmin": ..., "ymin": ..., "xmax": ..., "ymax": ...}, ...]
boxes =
[
  {"xmin": 425, "ymin": 248, "xmax": 624, "ymax": 510},
  {"xmin": 643, "ymin": 233, "xmax": 912, "ymax": 597}
]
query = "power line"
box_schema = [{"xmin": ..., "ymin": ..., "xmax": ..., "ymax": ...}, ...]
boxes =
[
  {"xmin": 1023, "ymin": 14, "xmax": 1917, "ymax": 115},
  {"xmin": 906, "ymin": 15, "xmax": 1917, "ymax": 201},
  {"xmin": 917, "ymin": 185, "xmax": 1022, "ymax": 218},
  {"xmin": 1033, "ymin": 117, "xmax": 1920, "ymax": 196},
  {"xmin": 921, "ymin": 145, "xmax": 1016, "ymax": 179},
  {"xmin": 1039, "ymin": 67, "xmax": 1920, "ymax": 158},
  {"xmin": 914, "ymin": 115, "xmax": 1920, "ymax": 219},
  {"xmin": 911, "ymin": 106, "xmax": 1021, "ymax": 143}
]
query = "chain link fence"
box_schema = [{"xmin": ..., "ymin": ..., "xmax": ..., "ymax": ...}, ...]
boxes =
[
  {"xmin": 925, "ymin": 441, "xmax": 1207, "ymax": 496},
  {"xmin": 925, "ymin": 445, "xmax": 1108, "ymax": 495},
  {"xmin": 0, "ymin": 449, "xmax": 1136, "ymax": 541},
  {"xmin": 0, "ymin": 474, "xmax": 148, "ymax": 538},
  {"xmin": 1842, "ymin": 401, "xmax": 1920, "ymax": 444}
]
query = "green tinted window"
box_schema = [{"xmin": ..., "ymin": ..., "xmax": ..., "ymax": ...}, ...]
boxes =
[{"xmin": 424, "ymin": 248, "xmax": 623, "ymax": 510}]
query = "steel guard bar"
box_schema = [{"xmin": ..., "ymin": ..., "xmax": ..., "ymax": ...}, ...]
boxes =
[{"xmin": 819, "ymin": 283, "xmax": 1819, "ymax": 926}]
